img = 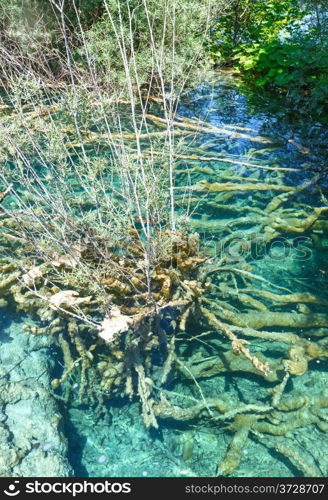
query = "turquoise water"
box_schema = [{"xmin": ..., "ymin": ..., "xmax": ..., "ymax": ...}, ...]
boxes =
[{"xmin": 1, "ymin": 73, "xmax": 328, "ymax": 477}]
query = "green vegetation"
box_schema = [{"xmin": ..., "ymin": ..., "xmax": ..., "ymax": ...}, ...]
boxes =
[
  {"xmin": 0, "ymin": 0, "xmax": 218, "ymax": 93},
  {"xmin": 211, "ymin": 0, "xmax": 328, "ymax": 115},
  {"xmin": 2, "ymin": 1, "xmax": 327, "ymax": 114}
]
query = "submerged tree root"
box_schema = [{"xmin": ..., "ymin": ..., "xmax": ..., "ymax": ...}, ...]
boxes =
[
  {"xmin": 1, "ymin": 101, "xmax": 328, "ymax": 477},
  {"xmin": 1, "ymin": 218, "xmax": 328, "ymax": 449}
]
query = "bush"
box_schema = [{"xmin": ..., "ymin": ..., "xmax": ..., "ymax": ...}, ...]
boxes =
[
  {"xmin": 235, "ymin": 41, "xmax": 328, "ymax": 115},
  {"xmin": 210, "ymin": 0, "xmax": 328, "ymax": 116},
  {"xmin": 74, "ymin": 0, "xmax": 217, "ymax": 94}
]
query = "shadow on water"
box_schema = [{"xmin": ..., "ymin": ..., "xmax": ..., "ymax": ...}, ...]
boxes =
[{"xmin": 63, "ymin": 413, "xmax": 89, "ymax": 477}]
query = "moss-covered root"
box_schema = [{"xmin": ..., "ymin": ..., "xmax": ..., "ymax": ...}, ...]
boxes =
[{"xmin": 217, "ymin": 415, "xmax": 255, "ymax": 476}]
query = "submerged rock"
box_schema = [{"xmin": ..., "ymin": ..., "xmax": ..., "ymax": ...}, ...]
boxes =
[{"xmin": 0, "ymin": 313, "xmax": 73, "ymax": 477}]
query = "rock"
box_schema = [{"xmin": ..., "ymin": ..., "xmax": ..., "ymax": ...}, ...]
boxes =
[{"xmin": 0, "ymin": 314, "xmax": 73, "ymax": 477}]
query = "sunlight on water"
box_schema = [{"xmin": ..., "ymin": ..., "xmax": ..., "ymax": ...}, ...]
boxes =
[{"xmin": 1, "ymin": 73, "xmax": 328, "ymax": 477}]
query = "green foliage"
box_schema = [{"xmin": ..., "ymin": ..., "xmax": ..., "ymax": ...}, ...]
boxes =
[
  {"xmin": 75, "ymin": 0, "xmax": 217, "ymax": 93},
  {"xmin": 0, "ymin": 0, "xmax": 218, "ymax": 94},
  {"xmin": 235, "ymin": 41, "xmax": 328, "ymax": 114},
  {"xmin": 210, "ymin": 0, "xmax": 301, "ymax": 62},
  {"xmin": 210, "ymin": 0, "xmax": 328, "ymax": 116},
  {"xmin": 63, "ymin": 0, "xmax": 106, "ymax": 28}
]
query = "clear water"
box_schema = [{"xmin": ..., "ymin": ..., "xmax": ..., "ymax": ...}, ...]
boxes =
[{"xmin": 1, "ymin": 72, "xmax": 328, "ymax": 477}]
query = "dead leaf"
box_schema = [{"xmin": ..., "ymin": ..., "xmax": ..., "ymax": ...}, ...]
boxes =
[
  {"xmin": 22, "ymin": 266, "xmax": 43, "ymax": 286},
  {"xmin": 49, "ymin": 290, "xmax": 92, "ymax": 309},
  {"xmin": 99, "ymin": 306, "xmax": 133, "ymax": 343}
]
